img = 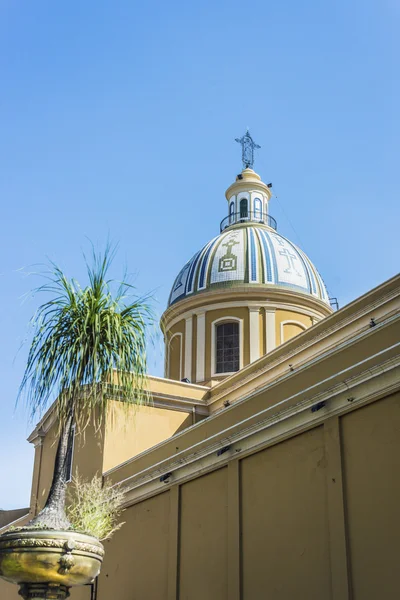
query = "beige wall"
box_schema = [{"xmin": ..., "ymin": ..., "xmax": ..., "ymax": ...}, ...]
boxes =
[
  {"xmin": 1, "ymin": 276, "xmax": 399, "ymax": 600},
  {"xmin": 90, "ymin": 492, "xmax": 170, "ymax": 600},
  {"xmin": 103, "ymin": 402, "xmax": 192, "ymax": 473},
  {"xmin": 2, "ymin": 392, "xmax": 400, "ymax": 600},
  {"xmin": 166, "ymin": 321, "xmax": 185, "ymax": 380},
  {"xmin": 97, "ymin": 391, "xmax": 399, "ymax": 600},
  {"xmin": 23, "ymin": 399, "xmax": 195, "ymax": 515},
  {"xmin": 179, "ymin": 468, "xmax": 228, "ymax": 600},
  {"xmin": 281, "ymin": 321, "xmax": 305, "ymax": 343},
  {"xmin": 275, "ymin": 308, "xmax": 312, "ymax": 345},
  {"xmin": 241, "ymin": 426, "xmax": 331, "ymax": 598},
  {"xmin": 33, "ymin": 422, "xmax": 59, "ymax": 513},
  {"xmin": 341, "ymin": 392, "xmax": 400, "ymax": 599},
  {"xmin": 28, "ymin": 417, "xmax": 105, "ymax": 515}
]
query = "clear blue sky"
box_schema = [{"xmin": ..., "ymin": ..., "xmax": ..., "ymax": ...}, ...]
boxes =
[{"xmin": 0, "ymin": 0, "xmax": 398, "ymax": 509}]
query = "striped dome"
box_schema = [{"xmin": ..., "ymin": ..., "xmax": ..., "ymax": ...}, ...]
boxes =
[{"xmin": 168, "ymin": 224, "xmax": 329, "ymax": 307}]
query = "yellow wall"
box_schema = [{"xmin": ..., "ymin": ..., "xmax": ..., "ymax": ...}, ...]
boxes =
[
  {"xmin": 275, "ymin": 309, "xmax": 312, "ymax": 345},
  {"xmin": 179, "ymin": 468, "xmax": 228, "ymax": 599},
  {"xmin": 28, "ymin": 417, "xmax": 105, "ymax": 515},
  {"xmin": 33, "ymin": 422, "xmax": 59, "ymax": 513},
  {"xmin": 166, "ymin": 321, "xmax": 185, "ymax": 380},
  {"xmin": 103, "ymin": 402, "xmax": 192, "ymax": 473},
  {"xmin": 282, "ymin": 321, "xmax": 305, "ymax": 343},
  {"xmin": 89, "ymin": 492, "xmax": 170, "ymax": 600},
  {"xmin": 169, "ymin": 334, "xmax": 182, "ymax": 380},
  {"xmin": 2, "ymin": 393, "xmax": 400, "ymax": 600},
  {"xmin": 241, "ymin": 427, "xmax": 331, "ymax": 598},
  {"xmin": 1, "ymin": 277, "xmax": 398, "ymax": 600},
  {"xmin": 341, "ymin": 392, "xmax": 400, "ymax": 599},
  {"xmin": 166, "ymin": 306, "xmax": 316, "ymax": 386},
  {"xmin": 72, "ymin": 391, "xmax": 399, "ymax": 600}
]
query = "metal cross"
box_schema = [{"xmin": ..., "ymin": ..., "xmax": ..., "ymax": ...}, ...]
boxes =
[{"xmin": 235, "ymin": 130, "xmax": 261, "ymax": 169}]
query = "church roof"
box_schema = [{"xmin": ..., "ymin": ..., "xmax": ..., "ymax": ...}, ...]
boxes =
[{"xmin": 168, "ymin": 223, "xmax": 330, "ymax": 307}]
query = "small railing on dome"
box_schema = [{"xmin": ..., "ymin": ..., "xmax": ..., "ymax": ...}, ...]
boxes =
[{"xmin": 220, "ymin": 211, "xmax": 277, "ymax": 233}]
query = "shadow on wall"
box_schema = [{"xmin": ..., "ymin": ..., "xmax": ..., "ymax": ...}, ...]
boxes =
[
  {"xmin": 0, "ymin": 508, "xmax": 29, "ymax": 529},
  {"xmin": 173, "ymin": 412, "xmax": 207, "ymax": 436}
]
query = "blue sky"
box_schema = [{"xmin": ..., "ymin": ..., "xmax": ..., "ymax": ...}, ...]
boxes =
[{"xmin": 0, "ymin": 0, "xmax": 399, "ymax": 509}]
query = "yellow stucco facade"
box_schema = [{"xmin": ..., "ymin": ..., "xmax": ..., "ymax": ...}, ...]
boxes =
[
  {"xmin": 164, "ymin": 302, "xmax": 328, "ymax": 386},
  {"xmin": 1, "ymin": 163, "xmax": 399, "ymax": 599},
  {"xmin": 1, "ymin": 272, "xmax": 399, "ymax": 600}
]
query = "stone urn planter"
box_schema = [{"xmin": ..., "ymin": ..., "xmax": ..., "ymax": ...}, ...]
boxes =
[{"xmin": 0, "ymin": 528, "xmax": 104, "ymax": 599}]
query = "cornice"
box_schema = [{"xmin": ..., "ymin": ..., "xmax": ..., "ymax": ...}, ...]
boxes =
[
  {"xmin": 112, "ymin": 350, "xmax": 400, "ymax": 508},
  {"xmin": 104, "ymin": 325, "xmax": 399, "ymax": 483},
  {"xmin": 208, "ymin": 315, "xmax": 399, "ymax": 408},
  {"xmin": 27, "ymin": 403, "xmax": 57, "ymax": 445},
  {"xmin": 164, "ymin": 299, "xmax": 325, "ymax": 332},
  {"xmin": 206, "ymin": 291, "xmax": 400, "ymax": 405},
  {"xmin": 161, "ymin": 286, "xmax": 332, "ymax": 330},
  {"xmin": 150, "ymin": 395, "xmax": 209, "ymax": 415}
]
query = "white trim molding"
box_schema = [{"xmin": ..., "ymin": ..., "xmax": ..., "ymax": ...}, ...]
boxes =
[
  {"xmin": 249, "ymin": 306, "xmax": 261, "ymax": 363},
  {"xmin": 168, "ymin": 332, "xmax": 183, "ymax": 381},
  {"xmin": 184, "ymin": 317, "xmax": 193, "ymax": 382},
  {"xmin": 211, "ymin": 316, "xmax": 244, "ymax": 378},
  {"xmin": 111, "ymin": 350, "xmax": 400, "ymax": 509},
  {"xmin": 280, "ymin": 320, "xmax": 307, "ymax": 345},
  {"xmin": 196, "ymin": 311, "xmax": 206, "ymax": 383},
  {"xmin": 265, "ymin": 309, "xmax": 276, "ymax": 353}
]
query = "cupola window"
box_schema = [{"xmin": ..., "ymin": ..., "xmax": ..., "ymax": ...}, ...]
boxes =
[
  {"xmin": 229, "ymin": 201, "xmax": 235, "ymax": 224},
  {"xmin": 216, "ymin": 322, "xmax": 240, "ymax": 373},
  {"xmin": 254, "ymin": 198, "xmax": 262, "ymax": 220},
  {"xmin": 239, "ymin": 198, "xmax": 248, "ymax": 220}
]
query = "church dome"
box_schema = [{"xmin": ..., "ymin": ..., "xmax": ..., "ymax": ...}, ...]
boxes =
[
  {"xmin": 168, "ymin": 223, "xmax": 329, "ymax": 307},
  {"xmin": 162, "ymin": 132, "xmax": 332, "ymax": 385}
]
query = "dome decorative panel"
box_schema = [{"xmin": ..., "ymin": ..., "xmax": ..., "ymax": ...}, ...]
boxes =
[{"xmin": 168, "ymin": 225, "xmax": 329, "ymax": 307}]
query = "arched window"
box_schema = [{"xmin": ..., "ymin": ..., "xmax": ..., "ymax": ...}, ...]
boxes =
[
  {"xmin": 215, "ymin": 322, "xmax": 240, "ymax": 373},
  {"xmin": 254, "ymin": 198, "xmax": 262, "ymax": 220},
  {"xmin": 229, "ymin": 200, "xmax": 235, "ymax": 224},
  {"xmin": 240, "ymin": 198, "xmax": 248, "ymax": 220}
]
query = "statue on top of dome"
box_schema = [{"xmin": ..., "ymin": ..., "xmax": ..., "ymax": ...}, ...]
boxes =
[{"xmin": 235, "ymin": 129, "xmax": 261, "ymax": 170}]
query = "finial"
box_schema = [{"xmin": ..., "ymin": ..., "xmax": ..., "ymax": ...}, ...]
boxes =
[{"xmin": 235, "ymin": 129, "xmax": 261, "ymax": 170}]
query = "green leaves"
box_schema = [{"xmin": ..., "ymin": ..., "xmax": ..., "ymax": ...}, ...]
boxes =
[
  {"xmin": 66, "ymin": 474, "xmax": 125, "ymax": 540},
  {"xmin": 18, "ymin": 245, "xmax": 153, "ymax": 432}
]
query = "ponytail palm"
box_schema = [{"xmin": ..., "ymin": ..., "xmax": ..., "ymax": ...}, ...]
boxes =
[{"xmin": 19, "ymin": 248, "xmax": 152, "ymax": 530}]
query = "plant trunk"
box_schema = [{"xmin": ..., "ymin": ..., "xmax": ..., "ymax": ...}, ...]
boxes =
[{"xmin": 28, "ymin": 412, "xmax": 73, "ymax": 530}]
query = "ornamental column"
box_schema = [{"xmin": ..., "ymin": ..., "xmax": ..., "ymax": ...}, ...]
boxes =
[
  {"xmin": 249, "ymin": 307, "xmax": 261, "ymax": 363},
  {"xmin": 184, "ymin": 316, "xmax": 193, "ymax": 381},
  {"xmin": 196, "ymin": 311, "xmax": 206, "ymax": 383},
  {"xmin": 265, "ymin": 309, "xmax": 276, "ymax": 353}
]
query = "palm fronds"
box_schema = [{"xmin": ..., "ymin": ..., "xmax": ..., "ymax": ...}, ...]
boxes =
[{"xmin": 18, "ymin": 245, "xmax": 153, "ymax": 433}]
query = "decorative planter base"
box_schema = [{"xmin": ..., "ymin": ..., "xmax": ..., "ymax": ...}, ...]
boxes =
[
  {"xmin": 18, "ymin": 582, "xmax": 70, "ymax": 600},
  {"xmin": 0, "ymin": 529, "xmax": 103, "ymax": 595}
]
